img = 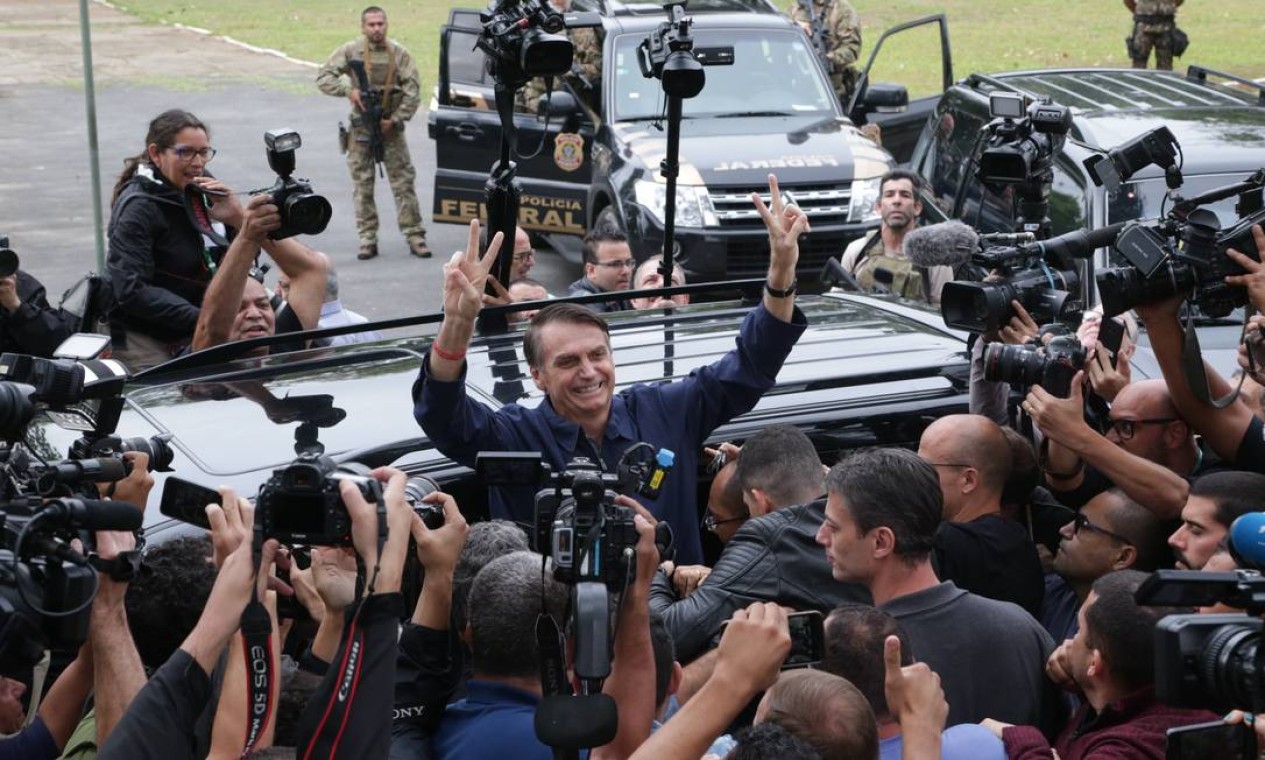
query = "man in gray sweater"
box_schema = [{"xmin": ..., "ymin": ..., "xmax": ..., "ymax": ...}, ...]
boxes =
[{"xmin": 815, "ymin": 447, "xmax": 1065, "ymax": 733}]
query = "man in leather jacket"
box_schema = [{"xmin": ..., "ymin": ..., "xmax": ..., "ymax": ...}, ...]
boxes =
[{"xmin": 649, "ymin": 425, "xmax": 869, "ymax": 662}]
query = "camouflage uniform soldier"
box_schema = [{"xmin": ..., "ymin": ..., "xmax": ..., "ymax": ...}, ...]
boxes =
[
  {"xmin": 1125, "ymin": 0, "xmax": 1184, "ymax": 71},
  {"xmin": 317, "ymin": 6, "xmax": 430, "ymax": 260},
  {"xmin": 789, "ymin": 0, "xmax": 862, "ymax": 106}
]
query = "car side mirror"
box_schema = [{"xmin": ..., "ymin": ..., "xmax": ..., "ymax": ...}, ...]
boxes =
[
  {"xmin": 861, "ymin": 83, "xmax": 909, "ymax": 114},
  {"xmin": 539, "ymin": 91, "xmax": 580, "ymax": 118}
]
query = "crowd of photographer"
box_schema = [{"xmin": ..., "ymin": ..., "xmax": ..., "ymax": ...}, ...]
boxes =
[{"xmin": 7, "ymin": 2, "xmax": 1265, "ymax": 759}]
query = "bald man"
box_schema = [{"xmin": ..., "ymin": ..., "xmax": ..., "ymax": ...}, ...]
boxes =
[
  {"xmin": 919, "ymin": 414, "xmax": 1044, "ymax": 617},
  {"xmin": 1027, "ymin": 378, "xmax": 1206, "ymax": 518}
]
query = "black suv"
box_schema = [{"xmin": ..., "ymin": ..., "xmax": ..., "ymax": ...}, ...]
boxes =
[
  {"xmin": 428, "ymin": 1, "xmax": 940, "ymax": 281},
  {"xmin": 31, "ymin": 291, "xmax": 972, "ymax": 560}
]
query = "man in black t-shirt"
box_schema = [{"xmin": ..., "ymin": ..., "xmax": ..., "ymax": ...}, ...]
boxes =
[
  {"xmin": 190, "ymin": 194, "xmax": 327, "ymax": 357},
  {"xmin": 918, "ymin": 414, "xmax": 1045, "ymax": 618}
]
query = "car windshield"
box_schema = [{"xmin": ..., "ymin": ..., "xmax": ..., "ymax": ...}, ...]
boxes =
[
  {"xmin": 1108, "ymin": 173, "xmax": 1252, "ymax": 227},
  {"xmin": 611, "ymin": 29, "xmax": 836, "ymax": 122}
]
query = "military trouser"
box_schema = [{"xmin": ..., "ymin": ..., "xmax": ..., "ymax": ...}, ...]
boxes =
[
  {"xmin": 1130, "ymin": 21, "xmax": 1175, "ymax": 70},
  {"xmin": 346, "ymin": 120, "xmax": 426, "ymax": 247}
]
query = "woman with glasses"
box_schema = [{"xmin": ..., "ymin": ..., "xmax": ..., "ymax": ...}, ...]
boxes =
[{"xmin": 107, "ymin": 109, "xmax": 244, "ymax": 371}]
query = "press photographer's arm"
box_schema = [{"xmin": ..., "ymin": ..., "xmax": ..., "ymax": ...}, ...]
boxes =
[{"xmin": 1132, "ymin": 223, "xmax": 1265, "ymax": 474}]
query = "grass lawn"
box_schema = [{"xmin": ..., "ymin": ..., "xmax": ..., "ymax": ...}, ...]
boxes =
[{"xmin": 111, "ymin": 0, "xmax": 1265, "ymax": 99}]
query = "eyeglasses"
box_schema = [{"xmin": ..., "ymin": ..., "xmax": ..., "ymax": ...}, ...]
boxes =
[
  {"xmin": 168, "ymin": 145, "xmax": 217, "ymax": 163},
  {"xmin": 702, "ymin": 510, "xmax": 749, "ymax": 534},
  {"xmin": 1106, "ymin": 417, "xmax": 1176, "ymax": 441},
  {"xmin": 1071, "ymin": 512, "xmax": 1133, "ymax": 545},
  {"xmin": 593, "ymin": 259, "xmax": 636, "ymax": 270},
  {"xmin": 926, "ymin": 462, "xmax": 972, "ymax": 468},
  {"xmin": 512, "ymin": 250, "xmax": 536, "ymax": 263}
]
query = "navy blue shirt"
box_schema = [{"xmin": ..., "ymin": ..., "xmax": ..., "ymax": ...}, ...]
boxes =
[
  {"xmin": 0, "ymin": 716, "xmax": 57, "ymax": 760},
  {"xmin": 432, "ymin": 680, "xmax": 581, "ymax": 760},
  {"xmin": 413, "ymin": 304, "xmax": 807, "ymax": 563}
]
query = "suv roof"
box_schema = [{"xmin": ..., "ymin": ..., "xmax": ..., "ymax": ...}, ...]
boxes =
[{"xmin": 596, "ymin": 0, "xmax": 779, "ymax": 17}]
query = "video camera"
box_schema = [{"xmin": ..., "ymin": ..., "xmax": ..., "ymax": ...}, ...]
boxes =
[
  {"xmin": 1095, "ymin": 170, "xmax": 1265, "ymax": 319},
  {"xmin": 637, "ymin": 2, "xmax": 707, "ymax": 99},
  {"xmin": 477, "ymin": 448, "xmax": 674, "ymax": 591},
  {"xmin": 976, "ymin": 92, "xmax": 1071, "ymax": 188},
  {"xmin": 477, "ymin": 445, "xmax": 674, "ymax": 754},
  {"xmin": 937, "ymin": 224, "xmax": 1121, "ymax": 332},
  {"xmin": 477, "ymin": 0, "xmax": 601, "ymax": 88},
  {"xmin": 0, "ymin": 347, "xmax": 154, "ymax": 672},
  {"xmin": 257, "ymin": 129, "xmax": 332, "ymax": 241},
  {"xmin": 1137, "ymin": 511, "xmax": 1265, "ymax": 714}
]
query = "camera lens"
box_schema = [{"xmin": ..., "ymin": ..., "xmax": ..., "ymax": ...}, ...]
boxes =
[
  {"xmin": 116, "ymin": 435, "xmax": 175, "ymax": 472},
  {"xmin": 983, "ymin": 343, "xmax": 1047, "ymax": 388},
  {"xmin": 1197, "ymin": 623, "xmax": 1261, "ymax": 711},
  {"xmin": 403, "ymin": 475, "xmax": 440, "ymax": 505},
  {"xmin": 0, "ymin": 382, "xmax": 35, "ymax": 441},
  {"xmin": 0, "ymin": 248, "xmax": 19, "ymax": 279},
  {"xmin": 285, "ymin": 193, "xmax": 333, "ymax": 236}
]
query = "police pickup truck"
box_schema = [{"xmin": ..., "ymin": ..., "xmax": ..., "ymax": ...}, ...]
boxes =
[{"xmin": 428, "ymin": 0, "xmax": 942, "ymax": 282}]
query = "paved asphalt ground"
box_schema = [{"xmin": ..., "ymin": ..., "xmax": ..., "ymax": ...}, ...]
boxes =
[{"xmin": 0, "ymin": 0, "xmax": 578, "ymax": 326}]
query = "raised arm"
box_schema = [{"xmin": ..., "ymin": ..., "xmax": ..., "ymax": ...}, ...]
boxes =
[
  {"xmin": 751, "ymin": 174, "xmax": 808, "ymax": 324},
  {"xmin": 190, "ymin": 195, "xmax": 279, "ymax": 352},
  {"xmin": 1134, "ymin": 297, "xmax": 1258, "ymax": 466},
  {"xmin": 1026, "ymin": 374, "xmax": 1188, "ymax": 518},
  {"xmin": 428, "ymin": 220, "xmax": 504, "ymax": 382},
  {"xmin": 259, "ymin": 236, "xmax": 328, "ymax": 333}
]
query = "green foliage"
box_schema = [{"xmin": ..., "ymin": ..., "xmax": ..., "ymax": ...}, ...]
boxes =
[{"xmin": 113, "ymin": 0, "xmax": 1265, "ymax": 100}]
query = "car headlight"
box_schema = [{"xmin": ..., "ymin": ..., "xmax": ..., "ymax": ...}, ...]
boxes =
[
  {"xmin": 849, "ymin": 176, "xmax": 883, "ymax": 224},
  {"xmin": 634, "ymin": 180, "xmax": 717, "ymax": 228}
]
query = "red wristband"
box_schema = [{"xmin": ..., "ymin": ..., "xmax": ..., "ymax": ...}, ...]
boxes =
[{"xmin": 431, "ymin": 342, "xmax": 466, "ymax": 362}]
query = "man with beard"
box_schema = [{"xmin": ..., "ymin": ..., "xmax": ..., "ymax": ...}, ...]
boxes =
[
  {"xmin": 1168, "ymin": 471, "xmax": 1265, "ymax": 570},
  {"xmin": 839, "ymin": 169, "xmax": 950, "ymax": 305}
]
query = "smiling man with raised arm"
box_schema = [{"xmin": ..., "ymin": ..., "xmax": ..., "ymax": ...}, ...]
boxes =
[{"xmin": 412, "ymin": 175, "xmax": 809, "ymax": 564}]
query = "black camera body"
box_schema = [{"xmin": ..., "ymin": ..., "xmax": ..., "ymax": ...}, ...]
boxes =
[
  {"xmin": 983, "ymin": 335, "xmax": 1087, "ymax": 398},
  {"xmin": 477, "ymin": 0, "xmax": 600, "ymax": 88},
  {"xmin": 255, "ymin": 454, "xmax": 383, "ymax": 546},
  {"xmin": 1154, "ymin": 612, "xmax": 1264, "ymax": 714},
  {"xmin": 1098, "ymin": 200, "xmax": 1265, "ymax": 319},
  {"xmin": 260, "ymin": 129, "xmax": 331, "ymax": 241},
  {"xmin": 535, "ymin": 459, "xmax": 638, "ymax": 591},
  {"xmin": 941, "ymin": 264, "xmax": 1080, "ymax": 333},
  {"xmin": 976, "ymin": 93, "xmax": 1071, "ymax": 187},
  {"xmin": 1137, "ymin": 568, "xmax": 1265, "ymax": 714}
]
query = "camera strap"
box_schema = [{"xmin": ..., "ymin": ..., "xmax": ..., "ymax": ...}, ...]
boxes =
[
  {"xmin": 1181, "ymin": 307, "xmax": 1255, "ymax": 409},
  {"xmin": 535, "ymin": 613, "xmax": 570, "ymax": 699},
  {"xmin": 238, "ymin": 598, "xmax": 275, "ymax": 758}
]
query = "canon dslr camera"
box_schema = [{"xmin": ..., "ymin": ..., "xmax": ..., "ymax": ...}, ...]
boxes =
[
  {"xmin": 259, "ymin": 129, "xmax": 332, "ymax": 240},
  {"xmin": 983, "ymin": 335, "xmax": 1087, "ymax": 398},
  {"xmin": 255, "ymin": 453, "xmax": 382, "ymax": 546}
]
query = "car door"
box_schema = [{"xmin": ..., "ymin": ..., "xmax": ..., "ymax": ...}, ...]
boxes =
[
  {"xmin": 848, "ymin": 14, "xmax": 954, "ymax": 166},
  {"xmin": 429, "ymin": 8, "xmax": 595, "ymax": 237}
]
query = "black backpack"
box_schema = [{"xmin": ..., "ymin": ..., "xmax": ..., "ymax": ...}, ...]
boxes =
[{"xmin": 58, "ymin": 272, "xmax": 114, "ymax": 336}]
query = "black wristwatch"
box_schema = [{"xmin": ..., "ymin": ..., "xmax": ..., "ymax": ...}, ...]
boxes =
[
  {"xmin": 89, "ymin": 549, "xmax": 144, "ymax": 583},
  {"xmin": 764, "ymin": 279, "xmax": 798, "ymax": 298}
]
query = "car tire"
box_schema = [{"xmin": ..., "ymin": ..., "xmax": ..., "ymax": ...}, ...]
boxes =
[{"xmin": 594, "ymin": 205, "xmax": 622, "ymax": 235}]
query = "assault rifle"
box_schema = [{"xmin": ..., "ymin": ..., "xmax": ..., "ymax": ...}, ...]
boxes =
[
  {"xmin": 798, "ymin": 0, "xmax": 836, "ymax": 76},
  {"xmin": 347, "ymin": 58, "xmax": 386, "ymax": 177}
]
